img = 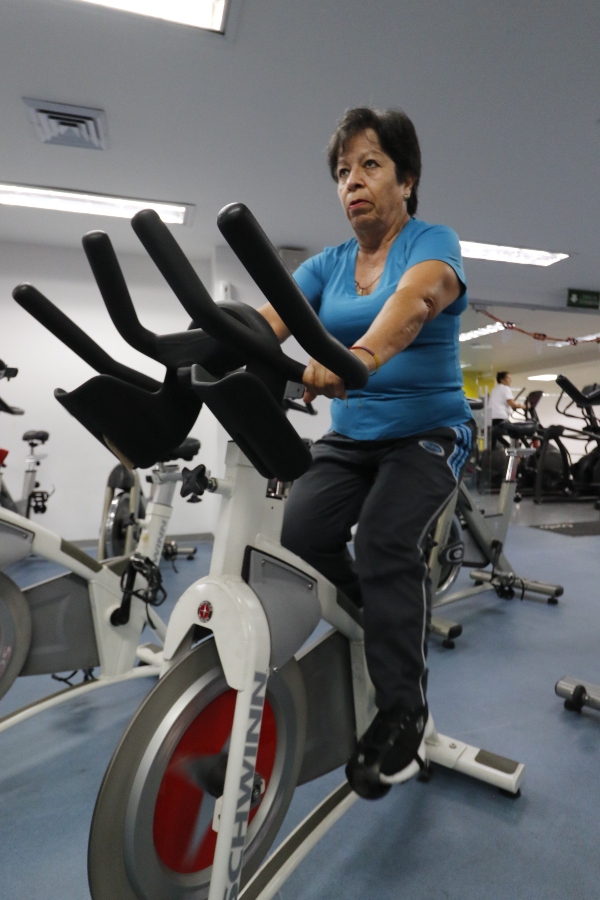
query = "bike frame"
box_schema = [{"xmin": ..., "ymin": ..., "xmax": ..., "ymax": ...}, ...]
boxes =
[
  {"xmin": 0, "ymin": 467, "xmax": 185, "ymax": 733},
  {"xmin": 152, "ymin": 441, "xmax": 524, "ymax": 900}
]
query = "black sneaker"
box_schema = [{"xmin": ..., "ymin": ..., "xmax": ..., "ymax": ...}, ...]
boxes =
[
  {"xmin": 379, "ymin": 706, "xmax": 429, "ymax": 784},
  {"xmin": 346, "ymin": 705, "xmax": 429, "ymax": 798}
]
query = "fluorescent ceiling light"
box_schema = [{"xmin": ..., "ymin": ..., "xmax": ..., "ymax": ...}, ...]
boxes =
[
  {"xmin": 460, "ymin": 241, "xmax": 568, "ymax": 267},
  {"xmin": 459, "ymin": 322, "xmax": 505, "ymax": 342},
  {"xmin": 76, "ymin": 0, "xmax": 228, "ymax": 31},
  {"xmin": 0, "ymin": 183, "xmax": 191, "ymax": 224},
  {"xmin": 576, "ymin": 331, "xmax": 600, "ymax": 342},
  {"xmin": 460, "ymin": 362, "xmax": 472, "ymax": 369},
  {"xmin": 528, "ymin": 374, "xmax": 558, "ymax": 381}
]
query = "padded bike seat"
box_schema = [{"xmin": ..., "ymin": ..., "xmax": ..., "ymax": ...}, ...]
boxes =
[
  {"xmin": 498, "ymin": 421, "xmax": 538, "ymax": 439},
  {"xmin": 158, "ymin": 437, "xmax": 201, "ymax": 463},
  {"xmin": 467, "ymin": 398, "xmax": 484, "ymax": 410},
  {"xmin": 23, "ymin": 430, "xmax": 49, "ymax": 443}
]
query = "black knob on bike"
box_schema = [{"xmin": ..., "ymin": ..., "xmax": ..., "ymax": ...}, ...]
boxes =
[{"xmin": 181, "ymin": 464, "xmax": 209, "ymax": 500}]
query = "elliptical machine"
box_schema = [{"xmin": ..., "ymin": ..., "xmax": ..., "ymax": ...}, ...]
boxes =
[{"xmin": 518, "ymin": 385, "xmax": 600, "ymax": 504}]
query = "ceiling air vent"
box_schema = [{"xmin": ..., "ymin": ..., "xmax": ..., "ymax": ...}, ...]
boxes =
[{"xmin": 23, "ymin": 99, "xmax": 108, "ymax": 150}]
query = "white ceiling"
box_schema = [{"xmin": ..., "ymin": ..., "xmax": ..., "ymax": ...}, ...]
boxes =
[{"xmin": 1, "ymin": 0, "xmax": 600, "ymax": 371}]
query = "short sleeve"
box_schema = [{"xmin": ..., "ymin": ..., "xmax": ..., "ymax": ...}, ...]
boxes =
[
  {"xmin": 405, "ymin": 224, "xmax": 466, "ymax": 310},
  {"xmin": 293, "ymin": 254, "xmax": 327, "ymax": 311}
]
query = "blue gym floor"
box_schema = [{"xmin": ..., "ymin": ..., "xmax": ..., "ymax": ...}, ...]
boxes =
[{"xmin": 1, "ymin": 499, "xmax": 600, "ymax": 899}]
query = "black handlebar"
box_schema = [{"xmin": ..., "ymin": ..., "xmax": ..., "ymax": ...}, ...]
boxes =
[
  {"xmin": 129, "ymin": 209, "xmax": 306, "ymax": 384},
  {"xmin": 556, "ymin": 374, "xmax": 600, "ymax": 407},
  {"xmin": 82, "ymin": 232, "xmax": 160, "ymax": 361},
  {"xmin": 217, "ymin": 203, "xmax": 369, "ymax": 390},
  {"xmin": 12, "ymin": 284, "xmax": 161, "ymax": 392}
]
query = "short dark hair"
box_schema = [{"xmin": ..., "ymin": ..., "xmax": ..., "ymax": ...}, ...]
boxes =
[
  {"xmin": 327, "ymin": 107, "xmax": 422, "ymax": 216},
  {"xmin": 496, "ymin": 371, "xmax": 509, "ymax": 384}
]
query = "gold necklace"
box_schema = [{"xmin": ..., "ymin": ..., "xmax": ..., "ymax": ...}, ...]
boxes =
[{"xmin": 354, "ymin": 267, "xmax": 384, "ymax": 296}]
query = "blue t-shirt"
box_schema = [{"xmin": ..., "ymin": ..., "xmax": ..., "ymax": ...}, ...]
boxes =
[{"xmin": 293, "ymin": 217, "xmax": 472, "ymax": 439}]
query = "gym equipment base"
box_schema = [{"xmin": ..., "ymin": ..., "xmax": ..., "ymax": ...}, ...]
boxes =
[
  {"xmin": 239, "ymin": 721, "xmax": 524, "ymax": 900},
  {"xmin": 0, "ymin": 660, "xmax": 160, "ymax": 735}
]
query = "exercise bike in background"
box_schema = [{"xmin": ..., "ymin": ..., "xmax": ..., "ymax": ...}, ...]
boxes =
[
  {"xmin": 72, "ymin": 204, "xmax": 525, "ymax": 900},
  {"xmin": 98, "ymin": 458, "xmax": 198, "ymax": 563},
  {"xmin": 0, "ymin": 283, "xmax": 218, "ymax": 729},
  {"xmin": 0, "ymin": 360, "xmax": 51, "ymax": 518},
  {"xmin": 430, "ymin": 412, "xmax": 563, "ymax": 647}
]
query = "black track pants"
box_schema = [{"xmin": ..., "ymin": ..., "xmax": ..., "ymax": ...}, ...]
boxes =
[{"xmin": 281, "ymin": 424, "xmax": 473, "ymax": 712}]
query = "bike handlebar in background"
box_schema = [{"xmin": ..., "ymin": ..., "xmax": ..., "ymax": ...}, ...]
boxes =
[
  {"xmin": 556, "ymin": 374, "xmax": 600, "ymax": 407},
  {"xmin": 217, "ymin": 203, "xmax": 369, "ymax": 390}
]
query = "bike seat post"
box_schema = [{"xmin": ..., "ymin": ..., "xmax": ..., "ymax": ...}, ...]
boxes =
[{"xmin": 266, "ymin": 477, "xmax": 292, "ymax": 500}]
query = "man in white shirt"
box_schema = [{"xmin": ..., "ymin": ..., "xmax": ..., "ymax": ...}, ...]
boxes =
[{"xmin": 490, "ymin": 371, "xmax": 525, "ymax": 448}]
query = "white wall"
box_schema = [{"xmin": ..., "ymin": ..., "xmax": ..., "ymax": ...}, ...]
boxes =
[{"xmin": 0, "ymin": 240, "xmax": 332, "ymax": 542}]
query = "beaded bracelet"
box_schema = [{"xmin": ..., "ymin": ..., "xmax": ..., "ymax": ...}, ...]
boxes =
[{"xmin": 349, "ymin": 345, "xmax": 380, "ymax": 374}]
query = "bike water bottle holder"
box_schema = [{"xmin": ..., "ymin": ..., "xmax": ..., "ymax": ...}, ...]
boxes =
[{"xmin": 111, "ymin": 553, "xmax": 167, "ymax": 626}]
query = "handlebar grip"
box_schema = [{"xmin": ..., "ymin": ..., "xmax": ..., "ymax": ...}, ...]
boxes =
[
  {"xmin": 217, "ymin": 203, "xmax": 369, "ymax": 390},
  {"xmin": 131, "ymin": 209, "xmax": 308, "ymax": 383},
  {"xmin": 12, "ymin": 283, "xmax": 161, "ymax": 392},
  {"xmin": 82, "ymin": 231, "xmax": 159, "ymax": 363},
  {"xmin": 556, "ymin": 374, "xmax": 600, "ymax": 407}
]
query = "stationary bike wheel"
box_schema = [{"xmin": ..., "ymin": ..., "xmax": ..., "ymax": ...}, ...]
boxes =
[
  {"xmin": 0, "ymin": 573, "xmax": 32, "ymax": 701},
  {"xmin": 103, "ymin": 490, "xmax": 147, "ymax": 558},
  {"xmin": 88, "ymin": 638, "xmax": 306, "ymax": 899}
]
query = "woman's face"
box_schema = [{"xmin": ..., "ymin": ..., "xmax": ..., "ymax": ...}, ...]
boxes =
[{"xmin": 335, "ymin": 129, "xmax": 413, "ymax": 234}]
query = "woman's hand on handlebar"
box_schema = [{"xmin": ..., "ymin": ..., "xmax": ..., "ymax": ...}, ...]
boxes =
[
  {"xmin": 302, "ymin": 348, "xmax": 375, "ymax": 403},
  {"xmin": 302, "ymin": 358, "xmax": 347, "ymax": 403}
]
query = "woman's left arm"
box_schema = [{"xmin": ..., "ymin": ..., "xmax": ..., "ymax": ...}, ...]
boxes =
[
  {"xmin": 355, "ymin": 259, "xmax": 462, "ymax": 367},
  {"xmin": 302, "ymin": 260, "xmax": 461, "ymax": 401}
]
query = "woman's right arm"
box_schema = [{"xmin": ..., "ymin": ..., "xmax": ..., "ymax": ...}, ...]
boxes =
[{"xmin": 257, "ymin": 303, "xmax": 291, "ymax": 343}]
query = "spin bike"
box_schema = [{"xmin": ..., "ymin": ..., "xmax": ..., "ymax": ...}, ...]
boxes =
[
  {"xmin": 0, "ymin": 360, "xmax": 51, "ymax": 517},
  {"xmin": 430, "ymin": 414, "xmax": 564, "ymax": 646},
  {"xmin": 85, "ymin": 205, "xmax": 525, "ymax": 900},
  {"xmin": 553, "ymin": 375, "xmax": 600, "ymax": 715},
  {"xmin": 98, "ymin": 459, "xmax": 198, "ymax": 563},
  {"xmin": 0, "ymin": 287, "xmax": 208, "ymax": 731}
]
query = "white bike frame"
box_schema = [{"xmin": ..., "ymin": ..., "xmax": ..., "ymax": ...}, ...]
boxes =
[
  {"xmin": 0, "ymin": 462, "xmax": 191, "ymax": 733},
  {"xmin": 156, "ymin": 441, "xmax": 525, "ymax": 900}
]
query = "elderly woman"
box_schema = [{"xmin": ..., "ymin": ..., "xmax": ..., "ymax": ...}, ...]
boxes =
[{"xmin": 259, "ymin": 107, "xmax": 473, "ymax": 798}]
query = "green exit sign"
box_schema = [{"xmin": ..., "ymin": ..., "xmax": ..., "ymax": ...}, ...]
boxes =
[{"xmin": 567, "ymin": 289, "xmax": 600, "ymax": 310}]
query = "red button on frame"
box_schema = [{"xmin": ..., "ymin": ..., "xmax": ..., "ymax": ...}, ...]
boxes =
[{"xmin": 198, "ymin": 601, "xmax": 213, "ymax": 623}]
